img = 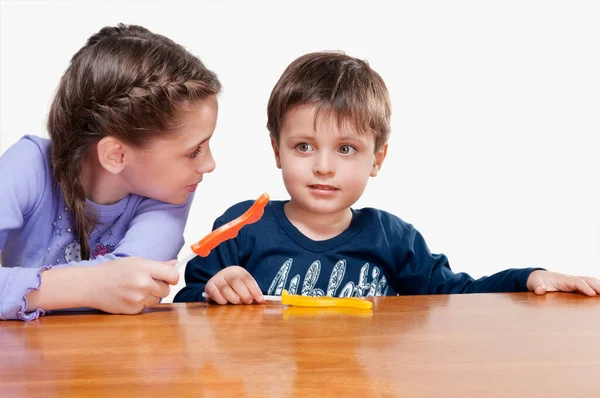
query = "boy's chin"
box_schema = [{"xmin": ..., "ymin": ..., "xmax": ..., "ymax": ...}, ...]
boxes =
[{"xmin": 292, "ymin": 198, "xmax": 354, "ymax": 215}]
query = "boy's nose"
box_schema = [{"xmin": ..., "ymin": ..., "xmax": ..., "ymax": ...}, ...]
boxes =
[{"xmin": 313, "ymin": 152, "xmax": 335, "ymax": 176}]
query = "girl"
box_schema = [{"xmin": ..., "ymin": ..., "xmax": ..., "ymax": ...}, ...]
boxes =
[{"xmin": 0, "ymin": 24, "xmax": 221, "ymax": 320}]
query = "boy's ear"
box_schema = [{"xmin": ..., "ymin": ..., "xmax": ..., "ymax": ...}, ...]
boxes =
[
  {"xmin": 96, "ymin": 136, "xmax": 128, "ymax": 175},
  {"xmin": 370, "ymin": 143, "xmax": 388, "ymax": 177},
  {"xmin": 271, "ymin": 137, "xmax": 282, "ymax": 169}
]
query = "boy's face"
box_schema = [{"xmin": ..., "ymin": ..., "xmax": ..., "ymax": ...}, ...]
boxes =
[{"xmin": 272, "ymin": 104, "xmax": 387, "ymax": 216}]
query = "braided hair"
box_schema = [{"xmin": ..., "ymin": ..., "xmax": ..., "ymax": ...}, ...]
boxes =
[{"xmin": 47, "ymin": 24, "xmax": 221, "ymax": 260}]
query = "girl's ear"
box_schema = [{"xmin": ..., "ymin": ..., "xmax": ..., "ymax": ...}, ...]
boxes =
[
  {"xmin": 370, "ymin": 143, "xmax": 388, "ymax": 177},
  {"xmin": 96, "ymin": 136, "xmax": 128, "ymax": 175},
  {"xmin": 271, "ymin": 137, "xmax": 282, "ymax": 169}
]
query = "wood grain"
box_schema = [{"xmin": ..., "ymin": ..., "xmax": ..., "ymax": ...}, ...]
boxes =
[{"xmin": 1, "ymin": 293, "xmax": 599, "ymax": 397}]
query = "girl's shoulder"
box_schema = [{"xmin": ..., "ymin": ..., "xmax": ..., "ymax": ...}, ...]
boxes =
[
  {"xmin": 2, "ymin": 135, "xmax": 51, "ymax": 167},
  {"xmin": 0, "ymin": 135, "xmax": 53, "ymax": 218}
]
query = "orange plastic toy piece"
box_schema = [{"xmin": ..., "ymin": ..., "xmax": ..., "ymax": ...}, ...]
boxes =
[{"xmin": 190, "ymin": 193, "xmax": 270, "ymax": 257}]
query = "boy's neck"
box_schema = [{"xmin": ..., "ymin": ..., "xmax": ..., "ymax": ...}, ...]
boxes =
[{"xmin": 283, "ymin": 201, "xmax": 353, "ymax": 241}]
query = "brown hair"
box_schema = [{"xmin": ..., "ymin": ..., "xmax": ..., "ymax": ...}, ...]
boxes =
[
  {"xmin": 47, "ymin": 24, "xmax": 221, "ymax": 260},
  {"xmin": 267, "ymin": 51, "xmax": 391, "ymax": 152}
]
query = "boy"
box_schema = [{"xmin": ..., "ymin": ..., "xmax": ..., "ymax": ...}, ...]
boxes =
[{"xmin": 174, "ymin": 52, "xmax": 599, "ymax": 304}]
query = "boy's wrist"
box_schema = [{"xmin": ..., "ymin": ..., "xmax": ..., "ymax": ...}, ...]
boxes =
[{"xmin": 526, "ymin": 269, "xmax": 547, "ymax": 291}]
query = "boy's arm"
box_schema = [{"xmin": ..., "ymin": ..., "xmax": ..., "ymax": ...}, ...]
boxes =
[
  {"xmin": 174, "ymin": 217, "xmax": 242, "ymax": 303},
  {"xmin": 394, "ymin": 228, "xmax": 542, "ymax": 294}
]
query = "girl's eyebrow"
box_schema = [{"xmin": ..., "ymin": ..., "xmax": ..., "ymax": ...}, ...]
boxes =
[{"xmin": 186, "ymin": 134, "xmax": 213, "ymax": 151}]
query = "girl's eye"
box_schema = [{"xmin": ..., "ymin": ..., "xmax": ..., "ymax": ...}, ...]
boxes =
[
  {"xmin": 187, "ymin": 146, "xmax": 202, "ymax": 159},
  {"xmin": 295, "ymin": 143, "xmax": 314, "ymax": 152},
  {"xmin": 339, "ymin": 145, "xmax": 357, "ymax": 155}
]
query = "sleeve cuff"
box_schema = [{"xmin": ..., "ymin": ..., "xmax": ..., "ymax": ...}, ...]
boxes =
[{"xmin": 0, "ymin": 265, "xmax": 53, "ymax": 321}]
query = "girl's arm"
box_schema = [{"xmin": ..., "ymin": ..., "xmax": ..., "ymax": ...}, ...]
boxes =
[
  {"xmin": 25, "ymin": 258, "xmax": 179, "ymax": 316},
  {"xmin": 16, "ymin": 196, "xmax": 193, "ymax": 320},
  {"xmin": 0, "ymin": 137, "xmax": 53, "ymax": 320},
  {"xmin": 1, "ymin": 138, "xmax": 186, "ymax": 320}
]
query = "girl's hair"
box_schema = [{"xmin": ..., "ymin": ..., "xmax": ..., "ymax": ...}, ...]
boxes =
[{"xmin": 47, "ymin": 24, "xmax": 222, "ymax": 260}]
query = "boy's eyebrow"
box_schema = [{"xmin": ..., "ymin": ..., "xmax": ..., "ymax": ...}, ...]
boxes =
[{"xmin": 286, "ymin": 132, "xmax": 366, "ymax": 143}]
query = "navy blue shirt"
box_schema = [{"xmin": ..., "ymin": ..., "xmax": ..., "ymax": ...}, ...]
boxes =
[{"xmin": 175, "ymin": 200, "xmax": 538, "ymax": 302}]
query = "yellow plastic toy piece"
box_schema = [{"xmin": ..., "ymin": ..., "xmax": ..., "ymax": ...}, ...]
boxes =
[
  {"xmin": 282, "ymin": 307, "xmax": 373, "ymax": 319},
  {"xmin": 280, "ymin": 289, "xmax": 373, "ymax": 310}
]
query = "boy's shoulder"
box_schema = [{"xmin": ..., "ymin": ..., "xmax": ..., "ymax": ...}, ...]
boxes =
[
  {"xmin": 354, "ymin": 206, "xmax": 415, "ymax": 234},
  {"xmin": 215, "ymin": 198, "xmax": 282, "ymax": 225}
]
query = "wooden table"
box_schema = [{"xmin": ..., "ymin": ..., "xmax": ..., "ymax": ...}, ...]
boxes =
[{"xmin": 1, "ymin": 293, "xmax": 599, "ymax": 397}]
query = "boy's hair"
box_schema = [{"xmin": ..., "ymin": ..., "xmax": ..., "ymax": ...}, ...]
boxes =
[
  {"xmin": 47, "ymin": 24, "xmax": 222, "ymax": 259},
  {"xmin": 267, "ymin": 51, "xmax": 391, "ymax": 152}
]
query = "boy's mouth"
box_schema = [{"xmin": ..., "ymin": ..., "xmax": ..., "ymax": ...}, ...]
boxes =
[{"xmin": 308, "ymin": 184, "xmax": 339, "ymax": 191}]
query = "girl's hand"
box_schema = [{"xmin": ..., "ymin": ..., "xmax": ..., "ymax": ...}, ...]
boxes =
[
  {"xmin": 87, "ymin": 257, "xmax": 180, "ymax": 314},
  {"xmin": 526, "ymin": 270, "xmax": 600, "ymax": 296},
  {"xmin": 205, "ymin": 266, "xmax": 264, "ymax": 305}
]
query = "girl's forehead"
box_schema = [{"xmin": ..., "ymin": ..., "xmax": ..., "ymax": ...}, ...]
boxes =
[{"xmin": 146, "ymin": 96, "xmax": 218, "ymax": 148}]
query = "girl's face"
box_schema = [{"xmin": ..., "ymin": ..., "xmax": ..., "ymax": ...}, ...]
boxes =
[{"xmin": 122, "ymin": 95, "xmax": 219, "ymax": 205}]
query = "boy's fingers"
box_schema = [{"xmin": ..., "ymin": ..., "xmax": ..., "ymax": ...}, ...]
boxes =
[
  {"xmin": 244, "ymin": 275, "xmax": 264, "ymax": 303},
  {"xmin": 583, "ymin": 277, "xmax": 600, "ymax": 294},
  {"xmin": 533, "ymin": 284, "xmax": 546, "ymax": 295},
  {"xmin": 205, "ymin": 284, "xmax": 228, "ymax": 305},
  {"xmin": 226, "ymin": 275, "xmax": 254, "ymax": 304},
  {"xmin": 232, "ymin": 267, "xmax": 263, "ymax": 303},
  {"xmin": 220, "ymin": 284, "xmax": 242, "ymax": 304},
  {"xmin": 574, "ymin": 279, "xmax": 596, "ymax": 296}
]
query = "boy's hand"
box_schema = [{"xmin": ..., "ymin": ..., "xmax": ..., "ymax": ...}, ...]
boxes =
[
  {"xmin": 526, "ymin": 270, "xmax": 600, "ymax": 296},
  {"xmin": 205, "ymin": 266, "xmax": 264, "ymax": 305}
]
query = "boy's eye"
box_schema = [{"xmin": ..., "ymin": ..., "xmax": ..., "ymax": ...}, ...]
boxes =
[
  {"xmin": 338, "ymin": 144, "xmax": 357, "ymax": 155},
  {"xmin": 295, "ymin": 143, "xmax": 314, "ymax": 152},
  {"xmin": 187, "ymin": 146, "xmax": 202, "ymax": 159}
]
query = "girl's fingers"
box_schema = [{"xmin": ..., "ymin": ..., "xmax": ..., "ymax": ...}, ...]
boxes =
[
  {"xmin": 149, "ymin": 279, "xmax": 171, "ymax": 299},
  {"xmin": 143, "ymin": 294, "xmax": 161, "ymax": 309},
  {"xmin": 148, "ymin": 262, "xmax": 180, "ymax": 285}
]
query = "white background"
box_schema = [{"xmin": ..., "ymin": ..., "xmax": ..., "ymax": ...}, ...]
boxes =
[{"xmin": 1, "ymin": 0, "xmax": 599, "ymax": 302}]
